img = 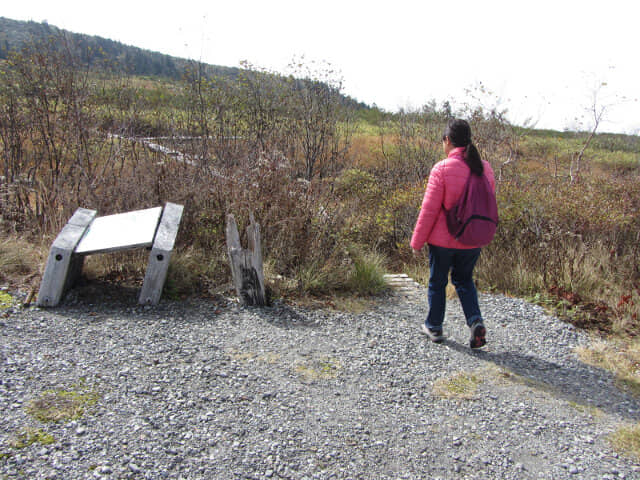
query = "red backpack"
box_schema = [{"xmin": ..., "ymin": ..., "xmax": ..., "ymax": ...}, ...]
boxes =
[{"xmin": 444, "ymin": 171, "xmax": 498, "ymax": 247}]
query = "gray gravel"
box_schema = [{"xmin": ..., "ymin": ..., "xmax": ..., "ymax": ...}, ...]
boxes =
[{"xmin": 1, "ymin": 283, "xmax": 640, "ymax": 479}]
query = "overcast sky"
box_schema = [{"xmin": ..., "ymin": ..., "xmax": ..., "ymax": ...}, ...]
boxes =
[{"xmin": 3, "ymin": 0, "xmax": 638, "ymax": 134}]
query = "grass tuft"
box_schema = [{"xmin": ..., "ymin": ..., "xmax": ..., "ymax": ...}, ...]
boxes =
[
  {"xmin": 8, "ymin": 428, "xmax": 55, "ymax": 449},
  {"xmin": 164, "ymin": 247, "xmax": 225, "ymax": 299},
  {"xmin": 295, "ymin": 357, "xmax": 342, "ymax": 381},
  {"xmin": 576, "ymin": 339, "xmax": 640, "ymax": 397},
  {"xmin": 433, "ymin": 372, "xmax": 481, "ymax": 400},
  {"xmin": 610, "ymin": 423, "xmax": 640, "ymax": 461},
  {"xmin": 26, "ymin": 387, "xmax": 100, "ymax": 423},
  {"xmin": 347, "ymin": 248, "xmax": 388, "ymax": 296}
]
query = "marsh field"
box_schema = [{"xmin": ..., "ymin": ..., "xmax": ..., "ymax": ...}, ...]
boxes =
[{"xmin": 1, "ymin": 35, "xmax": 639, "ymax": 390}]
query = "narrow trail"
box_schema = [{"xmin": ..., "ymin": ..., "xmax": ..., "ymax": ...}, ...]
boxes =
[{"xmin": 1, "ymin": 282, "xmax": 639, "ymax": 479}]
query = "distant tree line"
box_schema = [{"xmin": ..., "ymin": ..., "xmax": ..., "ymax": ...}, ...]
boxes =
[
  {"xmin": 0, "ymin": 16, "xmax": 368, "ymax": 112},
  {"xmin": 0, "ymin": 16, "xmax": 240, "ymax": 80}
]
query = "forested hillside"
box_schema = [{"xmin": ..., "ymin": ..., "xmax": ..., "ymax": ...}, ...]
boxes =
[{"xmin": 0, "ymin": 16, "xmax": 239, "ymax": 80}]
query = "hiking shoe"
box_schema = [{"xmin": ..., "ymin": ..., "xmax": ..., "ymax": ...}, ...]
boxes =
[
  {"xmin": 469, "ymin": 321, "xmax": 486, "ymax": 349},
  {"xmin": 421, "ymin": 323, "xmax": 444, "ymax": 343}
]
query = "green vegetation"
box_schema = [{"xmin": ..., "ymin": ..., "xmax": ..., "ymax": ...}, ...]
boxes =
[
  {"xmin": 0, "ymin": 16, "xmax": 238, "ymax": 80},
  {"xmin": 1, "ymin": 20, "xmax": 639, "ymax": 355},
  {"xmin": 26, "ymin": 387, "xmax": 100, "ymax": 423},
  {"xmin": 0, "ymin": 291, "xmax": 12, "ymax": 308},
  {"xmin": 347, "ymin": 249, "xmax": 388, "ymax": 296},
  {"xmin": 609, "ymin": 424, "xmax": 640, "ymax": 461},
  {"xmin": 432, "ymin": 372, "xmax": 481, "ymax": 400},
  {"xmin": 7, "ymin": 428, "xmax": 55, "ymax": 449},
  {"xmin": 295, "ymin": 356, "xmax": 342, "ymax": 381}
]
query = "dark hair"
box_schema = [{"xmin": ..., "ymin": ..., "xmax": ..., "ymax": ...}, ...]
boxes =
[{"xmin": 443, "ymin": 118, "xmax": 483, "ymax": 175}]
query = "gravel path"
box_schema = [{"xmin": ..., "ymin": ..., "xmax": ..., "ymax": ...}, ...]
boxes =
[{"xmin": 2, "ymin": 283, "xmax": 640, "ymax": 479}]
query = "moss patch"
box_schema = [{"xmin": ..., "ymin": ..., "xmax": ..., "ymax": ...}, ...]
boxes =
[
  {"xmin": 228, "ymin": 349, "xmax": 282, "ymax": 365},
  {"xmin": 433, "ymin": 372, "xmax": 481, "ymax": 400},
  {"xmin": 568, "ymin": 401, "xmax": 604, "ymax": 418},
  {"xmin": 8, "ymin": 428, "xmax": 55, "ymax": 449},
  {"xmin": 26, "ymin": 387, "xmax": 99, "ymax": 423},
  {"xmin": 295, "ymin": 357, "xmax": 342, "ymax": 381},
  {"xmin": 0, "ymin": 290, "xmax": 13, "ymax": 309}
]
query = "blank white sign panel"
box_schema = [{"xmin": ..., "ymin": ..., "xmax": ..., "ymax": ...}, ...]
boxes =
[{"xmin": 75, "ymin": 207, "xmax": 162, "ymax": 254}]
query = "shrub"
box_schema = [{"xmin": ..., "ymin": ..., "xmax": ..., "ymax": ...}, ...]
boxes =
[{"xmin": 347, "ymin": 248, "xmax": 388, "ymax": 296}]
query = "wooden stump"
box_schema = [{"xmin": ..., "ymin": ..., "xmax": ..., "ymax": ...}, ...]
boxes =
[{"xmin": 225, "ymin": 213, "xmax": 267, "ymax": 306}]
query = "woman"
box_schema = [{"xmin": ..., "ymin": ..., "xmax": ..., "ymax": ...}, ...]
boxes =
[{"xmin": 410, "ymin": 118, "xmax": 496, "ymax": 348}]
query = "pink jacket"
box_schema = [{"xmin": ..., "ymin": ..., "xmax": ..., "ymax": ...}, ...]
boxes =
[{"xmin": 410, "ymin": 147, "xmax": 496, "ymax": 251}]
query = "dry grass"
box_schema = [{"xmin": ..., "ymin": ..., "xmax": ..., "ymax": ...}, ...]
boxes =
[
  {"xmin": 576, "ymin": 339, "xmax": 640, "ymax": 396},
  {"xmin": 432, "ymin": 372, "xmax": 481, "ymax": 400},
  {"xmin": 609, "ymin": 424, "xmax": 640, "ymax": 461},
  {"xmin": 82, "ymin": 250, "xmax": 149, "ymax": 284},
  {"xmin": 0, "ymin": 236, "xmax": 46, "ymax": 287},
  {"xmin": 294, "ymin": 356, "xmax": 342, "ymax": 381},
  {"xmin": 2, "ymin": 43, "xmax": 639, "ymax": 347}
]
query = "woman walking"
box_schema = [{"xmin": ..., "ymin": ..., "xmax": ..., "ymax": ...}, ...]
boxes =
[{"xmin": 410, "ymin": 118, "xmax": 496, "ymax": 348}]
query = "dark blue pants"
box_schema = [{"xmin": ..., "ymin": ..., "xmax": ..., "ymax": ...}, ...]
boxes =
[{"xmin": 425, "ymin": 244, "xmax": 483, "ymax": 331}]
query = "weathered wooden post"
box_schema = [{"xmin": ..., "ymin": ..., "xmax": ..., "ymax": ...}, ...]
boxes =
[
  {"xmin": 225, "ymin": 213, "xmax": 267, "ymax": 306},
  {"xmin": 139, "ymin": 203, "xmax": 185, "ymax": 305},
  {"xmin": 37, "ymin": 208, "xmax": 97, "ymax": 307}
]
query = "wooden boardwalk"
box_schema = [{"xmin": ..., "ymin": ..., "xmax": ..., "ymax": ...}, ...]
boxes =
[{"xmin": 383, "ymin": 273, "xmax": 425, "ymax": 298}]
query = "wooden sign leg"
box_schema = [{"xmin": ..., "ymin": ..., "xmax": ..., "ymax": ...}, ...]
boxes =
[
  {"xmin": 37, "ymin": 208, "xmax": 97, "ymax": 307},
  {"xmin": 139, "ymin": 203, "xmax": 184, "ymax": 305}
]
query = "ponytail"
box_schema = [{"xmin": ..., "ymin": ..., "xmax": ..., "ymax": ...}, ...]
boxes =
[
  {"xmin": 465, "ymin": 143, "xmax": 484, "ymax": 176},
  {"xmin": 443, "ymin": 118, "xmax": 484, "ymax": 176}
]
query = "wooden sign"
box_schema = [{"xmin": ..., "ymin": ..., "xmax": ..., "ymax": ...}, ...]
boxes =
[
  {"xmin": 37, "ymin": 203, "xmax": 183, "ymax": 307},
  {"xmin": 74, "ymin": 207, "xmax": 162, "ymax": 254}
]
